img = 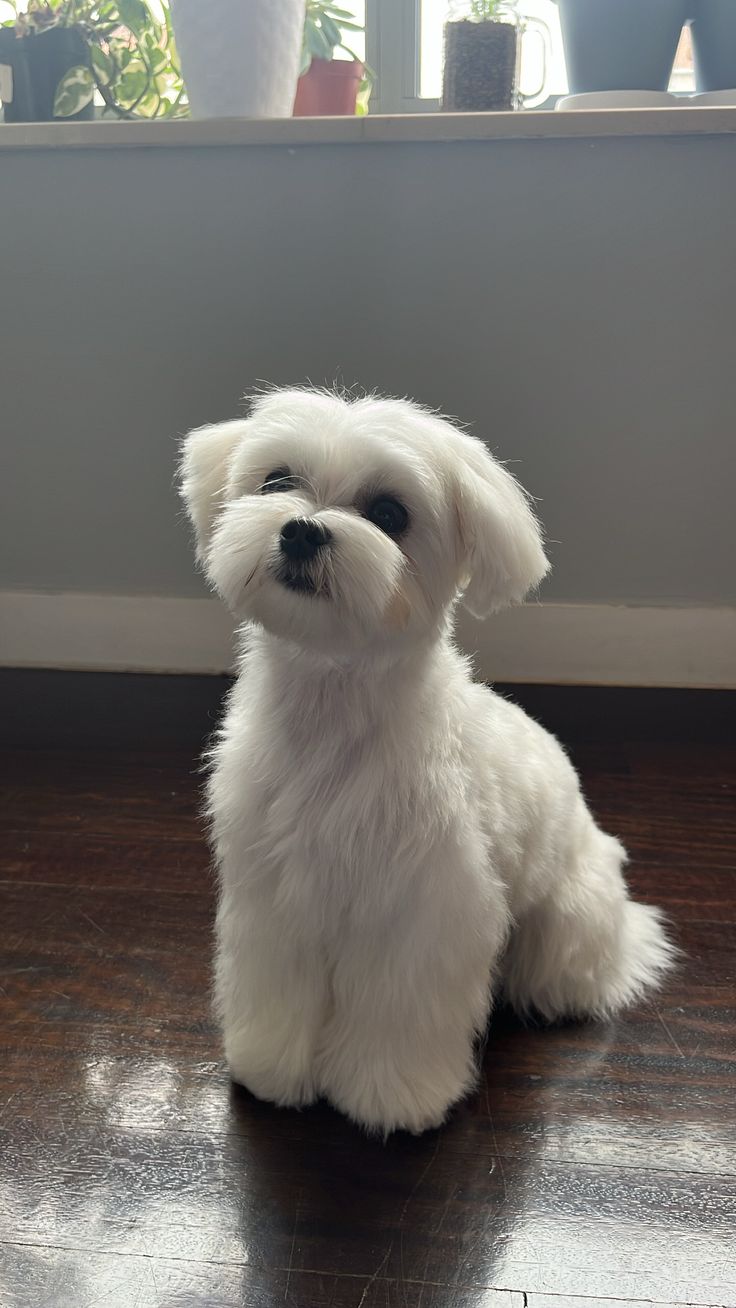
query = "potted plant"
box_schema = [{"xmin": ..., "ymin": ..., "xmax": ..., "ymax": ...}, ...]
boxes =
[
  {"xmin": 441, "ymin": 0, "xmax": 522, "ymax": 112},
  {"xmin": 555, "ymin": 0, "xmax": 687, "ymax": 94},
  {"xmin": 0, "ymin": 0, "xmax": 186, "ymax": 122},
  {"xmin": 293, "ymin": 1, "xmax": 369, "ymax": 116},
  {"xmin": 688, "ymin": 0, "xmax": 736, "ymax": 93},
  {"xmin": 170, "ymin": 0, "xmax": 304, "ymax": 119}
]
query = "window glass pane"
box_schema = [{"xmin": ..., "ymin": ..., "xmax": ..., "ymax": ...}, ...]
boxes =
[
  {"xmin": 330, "ymin": 1, "xmax": 367, "ymax": 63},
  {"xmin": 420, "ymin": 0, "xmax": 451, "ymax": 99},
  {"xmin": 671, "ymin": 24, "xmax": 695, "ymax": 93}
]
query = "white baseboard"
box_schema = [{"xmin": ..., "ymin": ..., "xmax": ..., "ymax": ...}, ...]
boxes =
[
  {"xmin": 457, "ymin": 604, "xmax": 736, "ymax": 688},
  {"xmin": 1, "ymin": 590, "xmax": 734, "ymax": 687},
  {"xmin": 0, "ymin": 591, "xmax": 236, "ymax": 677}
]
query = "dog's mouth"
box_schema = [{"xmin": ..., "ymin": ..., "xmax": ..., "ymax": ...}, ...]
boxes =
[{"xmin": 276, "ymin": 566, "xmax": 329, "ymax": 599}]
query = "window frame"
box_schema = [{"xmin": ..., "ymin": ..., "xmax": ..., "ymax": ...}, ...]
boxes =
[{"xmin": 367, "ymin": 0, "xmax": 433, "ymax": 115}]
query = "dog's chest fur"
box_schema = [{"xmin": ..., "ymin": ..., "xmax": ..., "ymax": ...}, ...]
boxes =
[{"xmin": 211, "ymin": 637, "xmax": 480, "ymax": 936}]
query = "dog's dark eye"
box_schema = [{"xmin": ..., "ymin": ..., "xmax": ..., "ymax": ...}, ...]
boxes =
[
  {"xmin": 366, "ymin": 496, "xmax": 409, "ymax": 537},
  {"xmin": 261, "ymin": 469, "xmax": 296, "ymax": 494}
]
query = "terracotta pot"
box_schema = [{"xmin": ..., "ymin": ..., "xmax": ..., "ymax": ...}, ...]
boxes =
[{"xmin": 293, "ymin": 57, "xmax": 363, "ymax": 116}]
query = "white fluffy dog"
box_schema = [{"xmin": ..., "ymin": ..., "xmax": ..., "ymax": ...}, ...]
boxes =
[{"xmin": 180, "ymin": 388, "xmax": 673, "ymax": 1136}]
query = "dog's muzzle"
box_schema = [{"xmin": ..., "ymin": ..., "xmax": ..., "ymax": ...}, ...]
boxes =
[{"xmin": 278, "ymin": 518, "xmax": 332, "ymax": 594}]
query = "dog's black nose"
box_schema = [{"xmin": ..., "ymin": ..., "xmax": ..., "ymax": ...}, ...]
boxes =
[{"xmin": 279, "ymin": 518, "xmax": 332, "ymax": 562}]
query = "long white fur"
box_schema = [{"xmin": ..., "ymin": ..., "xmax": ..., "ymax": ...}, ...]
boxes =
[{"xmin": 180, "ymin": 389, "xmax": 674, "ymax": 1136}]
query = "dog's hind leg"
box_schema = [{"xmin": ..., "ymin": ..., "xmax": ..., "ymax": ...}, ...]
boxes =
[{"xmin": 503, "ymin": 825, "xmax": 675, "ymax": 1022}]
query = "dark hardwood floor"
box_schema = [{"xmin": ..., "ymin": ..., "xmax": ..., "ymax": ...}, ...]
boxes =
[{"xmin": 1, "ymin": 672, "xmax": 735, "ymax": 1308}]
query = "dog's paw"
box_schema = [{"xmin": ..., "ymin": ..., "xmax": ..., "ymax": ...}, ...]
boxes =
[
  {"xmin": 322, "ymin": 1054, "xmax": 473, "ymax": 1137},
  {"xmin": 330, "ymin": 1082, "xmax": 451, "ymax": 1137},
  {"xmin": 229, "ymin": 1063, "xmax": 318, "ymax": 1110},
  {"xmin": 225, "ymin": 1029, "xmax": 318, "ymax": 1110}
]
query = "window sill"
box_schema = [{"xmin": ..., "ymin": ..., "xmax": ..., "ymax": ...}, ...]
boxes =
[{"xmin": 1, "ymin": 106, "xmax": 736, "ymax": 149}]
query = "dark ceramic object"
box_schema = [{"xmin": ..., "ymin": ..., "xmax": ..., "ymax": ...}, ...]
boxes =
[
  {"xmin": 688, "ymin": 0, "xmax": 736, "ymax": 91},
  {"xmin": 556, "ymin": 0, "xmax": 687, "ymax": 92},
  {"xmin": 0, "ymin": 25, "xmax": 93, "ymax": 122}
]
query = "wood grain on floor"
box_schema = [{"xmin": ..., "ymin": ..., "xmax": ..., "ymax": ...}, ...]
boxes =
[{"xmin": 1, "ymin": 672, "xmax": 734, "ymax": 1308}]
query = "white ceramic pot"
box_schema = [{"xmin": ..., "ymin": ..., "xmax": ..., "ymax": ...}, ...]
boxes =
[{"xmin": 170, "ymin": 0, "xmax": 305, "ymax": 119}]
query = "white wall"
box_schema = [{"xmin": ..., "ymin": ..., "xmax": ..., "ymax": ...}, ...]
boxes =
[{"xmin": 2, "ymin": 128, "xmax": 735, "ymax": 681}]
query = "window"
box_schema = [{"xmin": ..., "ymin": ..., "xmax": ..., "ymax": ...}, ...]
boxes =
[
  {"xmin": 368, "ymin": 0, "xmax": 696, "ymax": 113},
  {"xmin": 3, "ymin": 0, "xmax": 695, "ymax": 118}
]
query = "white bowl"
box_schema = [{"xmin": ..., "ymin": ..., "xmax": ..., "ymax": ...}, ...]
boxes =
[
  {"xmin": 556, "ymin": 90, "xmax": 676, "ymax": 110},
  {"xmin": 689, "ymin": 89, "xmax": 736, "ymax": 106}
]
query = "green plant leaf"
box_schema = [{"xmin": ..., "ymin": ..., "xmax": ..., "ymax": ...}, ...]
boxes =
[
  {"xmin": 109, "ymin": 39, "xmax": 133, "ymax": 69},
  {"xmin": 469, "ymin": 0, "xmax": 514, "ymax": 18},
  {"xmin": 319, "ymin": 12, "xmax": 341, "ymax": 47},
  {"xmin": 115, "ymin": 63, "xmax": 147, "ymax": 105},
  {"xmin": 154, "ymin": 67, "xmax": 177, "ymax": 97},
  {"xmin": 163, "ymin": 3, "xmax": 179, "ymax": 54},
  {"xmin": 143, "ymin": 28, "xmax": 168, "ymax": 59},
  {"xmin": 356, "ymin": 68, "xmax": 373, "ymax": 113},
  {"xmin": 53, "ymin": 64, "xmax": 94, "ymax": 117},
  {"xmin": 90, "ymin": 43, "xmax": 113, "ymax": 85},
  {"xmin": 117, "ymin": 0, "xmax": 148, "ymax": 34},
  {"xmin": 147, "ymin": 45, "xmax": 168, "ymax": 72},
  {"xmin": 135, "ymin": 88, "xmax": 159, "ymax": 116},
  {"xmin": 319, "ymin": 4, "xmax": 365, "ymax": 32},
  {"xmin": 305, "ymin": 22, "xmax": 333, "ymax": 60}
]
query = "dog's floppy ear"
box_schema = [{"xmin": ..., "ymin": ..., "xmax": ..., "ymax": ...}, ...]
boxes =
[
  {"xmin": 451, "ymin": 427, "xmax": 549, "ymax": 618},
  {"xmin": 179, "ymin": 420, "xmax": 246, "ymax": 561}
]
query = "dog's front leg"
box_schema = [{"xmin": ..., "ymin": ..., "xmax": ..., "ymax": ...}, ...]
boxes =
[
  {"xmin": 317, "ymin": 867, "xmax": 506, "ymax": 1136},
  {"xmin": 214, "ymin": 890, "xmax": 328, "ymax": 1109}
]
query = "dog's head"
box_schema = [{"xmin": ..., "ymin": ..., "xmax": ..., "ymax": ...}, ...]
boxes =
[{"xmin": 180, "ymin": 390, "xmax": 548, "ymax": 655}]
